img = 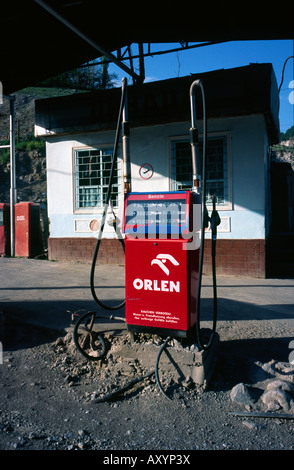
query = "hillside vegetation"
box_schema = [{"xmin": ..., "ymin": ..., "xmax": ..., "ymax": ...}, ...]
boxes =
[
  {"xmin": 0, "ymin": 87, "xmax": 87, "ymax": 204},
  {"xmin": 0, "ymin": 89, "xmax": 294, "ymax": 205}
]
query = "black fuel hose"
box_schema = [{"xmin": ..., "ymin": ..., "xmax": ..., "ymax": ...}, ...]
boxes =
[
  {"xmin": 155, "ymin": 82, "xmax": 220, "ymax": 400},
  {"xmin": 194, "ymin": 81, "xmax": 218, "ymax": 351},
  {"xmin": 90, "ymin": 79, "xmax": 127, "ymax": 311},
  {"xmin": 155, "ymin": 336, "xmax": 172, "ymax": 400}
]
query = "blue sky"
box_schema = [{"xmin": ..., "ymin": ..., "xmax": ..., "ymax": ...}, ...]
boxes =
[{"xmin": 110, "ymin": 40, "xmax": 294, "ymax": 135}]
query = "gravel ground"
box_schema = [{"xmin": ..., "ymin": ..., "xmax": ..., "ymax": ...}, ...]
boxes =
[
  {"xmin": 1, "ymin": 258, "xmax": 293, "ymax": 457},
  {"xmin": 0, "ymin": 316, "xmax": 293, "ymax": 454}
]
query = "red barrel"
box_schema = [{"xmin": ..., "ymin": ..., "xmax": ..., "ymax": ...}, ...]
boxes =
[{"xmin": 15, "ymin": 202, "xmax": 42, "ymax": 258}]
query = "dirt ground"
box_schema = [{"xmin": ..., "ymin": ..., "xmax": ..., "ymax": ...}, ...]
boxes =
[
  {"xmin": 0, "ymin": 315, "xmax": 293, "ymax": 454},
  {"xmin": 0, "ymin": 259, "xmax": 293, "ymax": 457}
]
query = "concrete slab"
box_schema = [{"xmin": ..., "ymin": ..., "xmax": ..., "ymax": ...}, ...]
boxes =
[{"xmin": 111, "ymin": 333, "xmax": 220, "ymax": 387}]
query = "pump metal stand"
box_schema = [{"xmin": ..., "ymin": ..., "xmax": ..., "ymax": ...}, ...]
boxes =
[{"xmin": 189, "ymin": 79, "xmax": 220, "ymax": 351}]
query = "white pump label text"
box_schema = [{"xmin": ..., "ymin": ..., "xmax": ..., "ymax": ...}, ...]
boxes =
[{"xmin": 133, "ymin": 278, "xmax": 180, "ymax": 293}]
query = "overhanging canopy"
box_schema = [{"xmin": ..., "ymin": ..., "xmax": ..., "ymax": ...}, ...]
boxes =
[
  {"xmin": 1, "ymin": 1, "xmax": 293, "ymax": 94},
  {"xmin": 35, "ymin": 63, "xmax": 280, "ymax": 144}
]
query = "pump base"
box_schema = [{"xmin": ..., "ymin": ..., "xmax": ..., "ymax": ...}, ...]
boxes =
[
  {"xmin": 127, "ymin": 324, "xmax": 196, "ymax": 339},
  {"xmin": 113, "ymin": 330, "xmax": 220, "ymax": 388}
]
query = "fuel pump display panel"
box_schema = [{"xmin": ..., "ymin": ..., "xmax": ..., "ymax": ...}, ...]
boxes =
[{"xmin": 123, "ymin": 191, "xmax": 191, "ymax": 236}]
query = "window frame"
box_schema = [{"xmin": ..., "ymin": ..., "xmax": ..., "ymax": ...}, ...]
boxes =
[
  {"xmin": 168, "ymin": 131, "xmax": 232, "ymax": 210},
  {"xmin": 73, "ymin": 145, "xmax": 121, "ymax": 214}
]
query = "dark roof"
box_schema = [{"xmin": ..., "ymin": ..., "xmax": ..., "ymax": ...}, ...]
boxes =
[
  {"xmin": 35, "ymin": 63, "xmax": 280, "ymax": 144},
  {"xmin": 1, "ymin": 1, "xmax": 293, "ymax": 94}
]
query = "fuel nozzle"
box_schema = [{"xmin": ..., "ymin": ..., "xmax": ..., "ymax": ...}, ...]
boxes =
[
  {"xmin": 209, "ymin": 195, "xmax": 221, "ymax": 258},
  {"xmin": 210, "ymin": 195, "xmax": 221, "ymax": 233}
]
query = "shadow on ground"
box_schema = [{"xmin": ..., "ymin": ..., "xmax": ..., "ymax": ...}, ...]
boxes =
[{"xmin": 210, "ymin": 336, "xmax": 293, "ymax": 391}]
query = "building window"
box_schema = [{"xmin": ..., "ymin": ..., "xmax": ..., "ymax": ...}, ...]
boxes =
[
  {"xmin": 74, "ymin": 147, "xmax": 121, "ymax": 210},
  {"xmin": 171, "ymin": 134, "xmax": 230, "ymax": 207}
]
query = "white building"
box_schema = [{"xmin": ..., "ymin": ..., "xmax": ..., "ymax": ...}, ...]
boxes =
[{"xmin": 35, "ymin": 64, "xmax": 280, "ymax": 277}]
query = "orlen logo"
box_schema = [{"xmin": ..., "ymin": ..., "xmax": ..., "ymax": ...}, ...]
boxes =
[
  {"xmin": 133, "ymin": 254, "xmax": 180, "ymax": 293},
  {"xmin": 151, "ymin": 254, "xmax": 179, "ymax": 276}
]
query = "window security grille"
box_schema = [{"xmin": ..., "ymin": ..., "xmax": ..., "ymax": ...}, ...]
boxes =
[
  {"xmin": 74, "ymin": 148, "xmax": 121, "ymax": 210},
  {"xmin": 171, "ymin": 136, "xmax": 228, "ymax": 205}
]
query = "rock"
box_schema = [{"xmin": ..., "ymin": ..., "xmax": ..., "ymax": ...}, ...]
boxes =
[
  {"xmin": 230, "ymin": 383, "xmax": 255, "ymax": 406},
  {"xmin": 242, "ymin": 420, "xmax": 260, "ymax": 430},
  {"xmin": 248, "ymin": 361, "xmax": 275, "ymax": 383},
  {"xmin": 261, "ymin": 360, "xmax": 294, "ymax": 384},
  {"xmin": 261, "ymin": 389, "xmax": 294, "ymax": 412},
  {"xmin": 65, "ymin": 374, "xmax": 78, "ymax": 385},
  {"xmin": 78, "ymin": 429, "xmax": 88, "ymax": 438},
  {"xmin": 266, "ymin": 400, "xmax": 281, "ymax": 412},
  {"xmin": 182, "ymin": 376, "xmax": 194, "ymax": 389},
  {"xmin": 54, "ymin": 337, "xmax": 64, "ymax": 347},
  {"xmin": 266, "ymin": 380, "xmax": 294, "ymax": 394}
]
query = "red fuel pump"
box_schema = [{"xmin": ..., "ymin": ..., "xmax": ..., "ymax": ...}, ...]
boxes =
[
  {"xmin": 120, "ymin": 79, "xmax": 219, "ymax": 347},
  {"xmin": 123, "ymin": 190, "xmax": 201, "ymax": 338},
  {"xmin": 86, "ymin": 77, "xmax": 220, "ymax": 347}
]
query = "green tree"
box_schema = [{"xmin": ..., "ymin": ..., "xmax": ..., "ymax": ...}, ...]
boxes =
[
  {"xmin": 39, "ymin": 57, "xmax": 117, "ymax": 91},
  {"xmin": 280, "ymin": 125, "xmax": 294, "ymax": 142}
]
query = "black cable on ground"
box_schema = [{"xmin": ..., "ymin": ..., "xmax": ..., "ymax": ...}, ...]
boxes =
[
  {"xmin": 73, "ymin": 311, "xmax": 126, "ymax": 361},
  {"xmin": 154, "ymin": 336, "xmax": 172, "ymax": 401},
  {"xmin": 91, "ymin": 371, "xmax": 155, "ymax": 403}
]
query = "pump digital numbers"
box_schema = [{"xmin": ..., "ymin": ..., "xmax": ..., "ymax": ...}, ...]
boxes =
[
  {"xmin": 139, "ymin": 163, "xmax": 153, "ymax": 180},
  {"xmin": 124, "ymin": 199, "xmax": 188, "ymax": 234}
]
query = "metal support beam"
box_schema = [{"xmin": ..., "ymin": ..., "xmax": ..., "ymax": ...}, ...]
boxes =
[
  {"xmin": 34, "ymin": 0, "xmax": 143, "ymax": 84},
  {"xmin": 127, "ymin": 45, "xmax": 135, "ymax": 80},
  {"xmin": 9, "ymin": 96, "xmax": 16, "ymax": 257},
  {"xmin": 79, "ymin": 41, "xmax": 229, "ymax": 73},
  {"xmin": 0, "ymin": 94, "xmax": 16, "ymax": 256},
  {"xmin": 138, "ymin": 43, "xmax": 145, "ymax": 83}
]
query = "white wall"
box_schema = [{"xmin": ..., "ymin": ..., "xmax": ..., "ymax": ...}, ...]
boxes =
[{"xmin": 46, "ymin": 114, "xmax": 268, "ymax": 240}]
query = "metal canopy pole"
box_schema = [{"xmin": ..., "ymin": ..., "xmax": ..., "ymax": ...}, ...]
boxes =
[
  {"xmin": 9, "ymin": 96, "xmax": 16, "ymax": 257},
  {"xmin": 34, "ymin": 0, "xmax": 143, "ymax": 84},
  {"xmin": 122, "ymin": 77, "xmax": 131, "ymax": 193},
  {"xmin": 0, "ymin": 94, "xmax": 16, "ymax": 256}
]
